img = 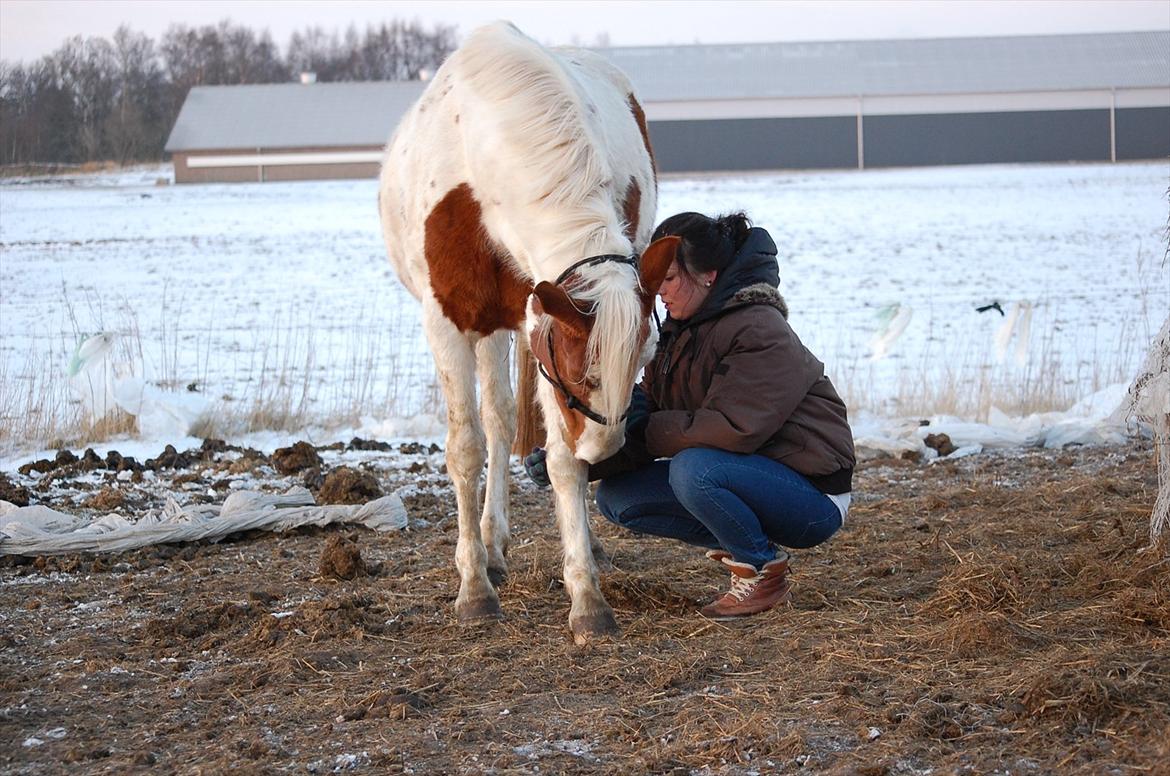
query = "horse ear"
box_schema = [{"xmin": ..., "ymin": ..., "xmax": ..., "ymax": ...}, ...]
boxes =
[
  {"xmin": 532, "ymin": 281, "xmax": 591, "ymax": 339},
  {"xmin": 638, "ymin": 236, "xmax": 679, "ymax": 313}
]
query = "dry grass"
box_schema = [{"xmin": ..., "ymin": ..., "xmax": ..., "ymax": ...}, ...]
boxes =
[
  {"xmin": 2, "ymin": 440, "xmax": 1166, "ymax": 773},
  {"xmin": 0, "ymin": 289, "xmax": 444, "ymax": 456},
  {"xmin": 0, "ymin": 161, "xmax": 123, "ymax": 178}
]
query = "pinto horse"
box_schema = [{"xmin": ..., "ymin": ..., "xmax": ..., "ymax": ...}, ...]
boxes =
[{"xmin": 378, "ymin": 22, "xmax": 676, "ymax": 642}]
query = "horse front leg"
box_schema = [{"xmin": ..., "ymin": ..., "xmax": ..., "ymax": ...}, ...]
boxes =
[
  {"xmin": 475, "ymin": 331, "xmax": 515, "ymax": 587},
  {"xmin": 425, "ymin": 315, "xmax": 500, "ymax": 622},
  {"xmin": 545, "ymin": 441, "xmax": 618, "ymax": 643}
]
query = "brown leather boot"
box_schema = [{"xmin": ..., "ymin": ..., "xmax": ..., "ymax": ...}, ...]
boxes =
[
  {"xmin": 704, "ymin": 549, "xmax": 732, "ymax": 564},
  {"xmin": 700, "ymin": 553, "xmax": 792, "ymax": 619}
]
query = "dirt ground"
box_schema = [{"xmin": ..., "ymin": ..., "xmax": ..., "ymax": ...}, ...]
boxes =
[{"xmin": 1, "ymin": 438, "xmax": 1167, "ymax": 775}]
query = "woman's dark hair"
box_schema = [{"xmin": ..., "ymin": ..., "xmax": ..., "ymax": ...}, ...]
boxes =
[{"xmin": 650, "ymin": 211, "xmax": 752, "ymax": 279}]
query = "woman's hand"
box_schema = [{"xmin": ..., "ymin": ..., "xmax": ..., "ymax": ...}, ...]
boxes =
[{"xmin": 523, "ymin": 447, "xmax": 551, "ymax": 488}]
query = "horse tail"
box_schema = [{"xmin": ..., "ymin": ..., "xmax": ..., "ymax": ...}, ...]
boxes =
[{"xmin": 512, "ymin": 333, "xmax": 545, "ymax": 456}]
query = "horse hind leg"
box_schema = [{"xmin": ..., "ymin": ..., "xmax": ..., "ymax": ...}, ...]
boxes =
[
  {"xmin": 475, "ymin": 330, "xmax": 515, "ymax": 587},
  {"xmin": 424, "ymin": 311, "xmax": 501, "ymax": 622}
]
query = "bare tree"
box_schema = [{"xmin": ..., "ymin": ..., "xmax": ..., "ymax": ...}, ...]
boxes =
[
  {"xmin": 106, "ymin": 26, "xmax": 166, "ymax": 163},
  {"xmin": 50, "ymin": 36, "xmax": 117, "ymax": 160},
  {"xmin": 0, "ymin": 17, "xmax": 456, "ymax": 166}
]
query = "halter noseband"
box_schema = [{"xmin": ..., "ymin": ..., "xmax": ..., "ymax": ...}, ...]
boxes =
[{"xmin": 536, "ymin": 253, "xmax": 639, "ymax": 427}]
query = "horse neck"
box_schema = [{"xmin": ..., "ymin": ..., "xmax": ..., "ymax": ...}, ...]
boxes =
[{"xmin": 508, "ymin": 206, "xmax": 632, "ymax": 285}]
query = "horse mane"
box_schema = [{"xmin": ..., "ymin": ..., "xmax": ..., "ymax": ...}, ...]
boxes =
[
  {"xmin": 453, "ymin": 23, "xmax": 625, "ymax": 259},
  {"xmin": 458, "ymin": 22, "xmax": 647, "ymax": 423},
  {"xmin": 580, "ymin": 267, "xmax": 647, "ymax": 422},
  {"xmin": 533, "ymin": 265, "xmax": 646, "ymax": 423}
]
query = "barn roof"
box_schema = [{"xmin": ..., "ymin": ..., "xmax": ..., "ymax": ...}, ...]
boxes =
[
  {"xmin": 600, "ymin": 30, "xmax": 1170, "ymax": 101},
  {"xmin": 164, "ymin": 81, "xmax": 425, "ymax": 152},
  {"xmin": 165, "ymin": 31, "xmax": 1169, "ymax": 152}
]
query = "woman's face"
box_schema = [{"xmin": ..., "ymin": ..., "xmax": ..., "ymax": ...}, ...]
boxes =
[{"xmin": 658, "ymin": 260, "xmax": 717, "ymax": 321}]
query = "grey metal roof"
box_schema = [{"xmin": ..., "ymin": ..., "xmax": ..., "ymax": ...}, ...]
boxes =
[
  {"xmin": 164, "ymin": 81, "xmax": 424, "ymax": 152},
  {"xmin": 166, "ymin": 31, "xmax": 1168, "ymax": 152},
  {"xmin": 604, "ymin": 31, "xmax": 1169, "ymax": 101}
]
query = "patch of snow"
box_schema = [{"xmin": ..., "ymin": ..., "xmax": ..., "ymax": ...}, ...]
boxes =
[
  {"xmin": 332, "ymin": 751, "xmax": 370, "ymax": 771},
  {"xmin": 1, "ymin": 161, "xmax": 1166, "ymax": 467}
]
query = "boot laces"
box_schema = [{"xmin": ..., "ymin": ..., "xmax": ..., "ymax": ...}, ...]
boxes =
[{"xmin": 728, "ymin": 572, "xmax": 763, "ymax": 602}]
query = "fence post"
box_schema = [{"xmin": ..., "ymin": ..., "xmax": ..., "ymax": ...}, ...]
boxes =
[
  {"xmin": 1109, "ymin": 88, "xmax": 1117, "ymax": 163},
  {"xmin": 856, "ymin": 95, "xmax": 865, "ymax": 170}
]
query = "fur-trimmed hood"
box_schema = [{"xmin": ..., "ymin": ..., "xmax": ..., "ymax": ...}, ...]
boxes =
[{"xmin": 729, "ymin": 282, "xmax": 788, "ymax": 319}]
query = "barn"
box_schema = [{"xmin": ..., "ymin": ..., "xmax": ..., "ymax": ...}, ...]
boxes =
[
  {"xmin": 164, "ymin": 30, "xmax": 1169, "ymax": 183},
  {"xmin": 164, "ymin": 81, "xmax": 421, "ymax": 184}
]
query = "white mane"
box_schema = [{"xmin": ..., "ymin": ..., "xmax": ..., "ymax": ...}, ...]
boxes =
[
  {"xmin": 534, "ymin": 263, "xmax": 646, "ymax": 423},
  {"xmin": 579, "ymin": 266, "xmax": 646, "ymax": 422},
  {"xmin": 458, "ymin": 22, "xmax": 646, "ymax": 423},
  {"xmin": 453, "ymin": 22, "xmax": 631, "ymax": 265}
]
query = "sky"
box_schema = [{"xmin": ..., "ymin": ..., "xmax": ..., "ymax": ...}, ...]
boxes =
[{"xmin": 1, "ymin": 0, "xmax": 1168, "ymax": 63}]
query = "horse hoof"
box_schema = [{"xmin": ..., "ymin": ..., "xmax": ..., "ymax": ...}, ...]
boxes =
[
  {"xmin": 570, "ymin": 609, "xmax": 619, "ymax": 644},
  {"xmin": 456, "ymin": 596, "xmax": 503, "ymax": 622},
  {"xmin": 487, "ymin": 565, "xmax": 508, "ymax": 588}
]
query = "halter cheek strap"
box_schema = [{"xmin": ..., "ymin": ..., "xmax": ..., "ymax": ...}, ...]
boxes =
[
  {"xmin": 535, "ymin": 252, "xmax": 640, "ymax": 427},
  {"xmin": 535, "ymin": 334, "xmax": 613, "ymax": 426}
]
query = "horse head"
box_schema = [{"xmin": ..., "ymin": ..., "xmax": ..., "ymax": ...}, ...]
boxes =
[{"xmin": 529, "ymin": 236, "xmax": 678, "ymax": 462}]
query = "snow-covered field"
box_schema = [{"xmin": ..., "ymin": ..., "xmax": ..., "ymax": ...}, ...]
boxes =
[{"xmin": 1, "ymin": 160, "xmax": 1167, "ymax": 466}]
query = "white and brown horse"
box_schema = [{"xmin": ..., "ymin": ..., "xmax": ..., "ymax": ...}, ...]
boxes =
[{"xmin": 378, "ymin": 22, "xmax": 676, "ymax": 642}]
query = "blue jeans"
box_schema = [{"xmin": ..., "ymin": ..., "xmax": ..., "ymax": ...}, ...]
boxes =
[{"xmin": 595, "ymin": 448, "xmax": 843, "ymax": 568}]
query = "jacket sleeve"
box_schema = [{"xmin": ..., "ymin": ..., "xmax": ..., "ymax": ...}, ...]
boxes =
[
  {"xmin": 644, "ymin": 314, "xmax": 820, "ymax": 458},
  {"xmin": 587, "ymin": 436, "xmax": 654, "ymax": 481}
]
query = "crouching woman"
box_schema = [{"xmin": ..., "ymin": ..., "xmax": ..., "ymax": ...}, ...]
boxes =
[{"xmin": 588, "ymin": 211, "xmax": 855, "ymax": 619}]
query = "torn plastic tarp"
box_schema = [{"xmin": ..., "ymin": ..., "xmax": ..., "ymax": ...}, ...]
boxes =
[
  {"xmin": 0, "ymin": 488, "xmax": 407, "ymax": 556},
  {"xmin": 69, "ymin": 331, "xmax": 212, "ymax": 439}
]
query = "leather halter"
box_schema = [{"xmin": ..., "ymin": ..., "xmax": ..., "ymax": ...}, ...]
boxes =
[{"xmin": 535, "ymin": 253, "xmax": 639, "ymax": 426}]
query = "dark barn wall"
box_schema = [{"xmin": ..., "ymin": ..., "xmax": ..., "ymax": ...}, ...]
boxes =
[
  {"xmin": 1116, "ymin": 107, "xmax": 1170, "ymax": 160},
  {"xmin": 645, "ymin": 108, "xmax": 1160, "ymax": 173},
  {"xmin": 863, "ymin": 109, "xmax": 1113, "ymax": 167},
  {"xmin": 647, "ymin": 116, "xmax": 857, "ymax": 172}
]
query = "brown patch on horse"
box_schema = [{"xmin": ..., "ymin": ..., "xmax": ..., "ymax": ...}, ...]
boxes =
[
  {"xmin": 425, "ymin": 183, "xmax": 533, "ymax": 335},
  {"xmin": 621, "ymin": 177, "xmax": 640, "ymax": 243},
  {"xmin": 627, "ymin": 94, "xmax": 656, "ymax": 179}
]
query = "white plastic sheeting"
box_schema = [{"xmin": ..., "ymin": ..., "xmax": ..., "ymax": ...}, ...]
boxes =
[
  {"xmin": 68, "ymin": 332, "xmax": 212, "ymax": 439},
  {"xmin": 0, "ymin": 488, "xmax": 407, "ymax": 556},
  {"xmin": 868, "ymin": 303, "xmax": 913, "ymax": 361},
  {"xmin": 993, "ymin": 301, "xmax": 1033, "ymax": 367},
  {"xmin": 851, "ymin": 382, "xmax": 1132, "ymax": 461}
]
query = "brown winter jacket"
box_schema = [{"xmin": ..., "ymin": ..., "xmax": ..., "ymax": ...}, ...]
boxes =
[{"xmin": 591, "ymin": 227, "xmax": 855, "ymax": 494}]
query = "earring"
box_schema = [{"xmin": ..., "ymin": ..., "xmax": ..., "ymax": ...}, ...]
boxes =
[{"xmin": 704, "ymin": 281, "xmax": 712, "ymax": 287}]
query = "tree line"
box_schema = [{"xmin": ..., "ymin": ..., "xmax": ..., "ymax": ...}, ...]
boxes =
[{"xmin": 0, "ymin": 19, "xmax": 457, "ymax": 167}]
